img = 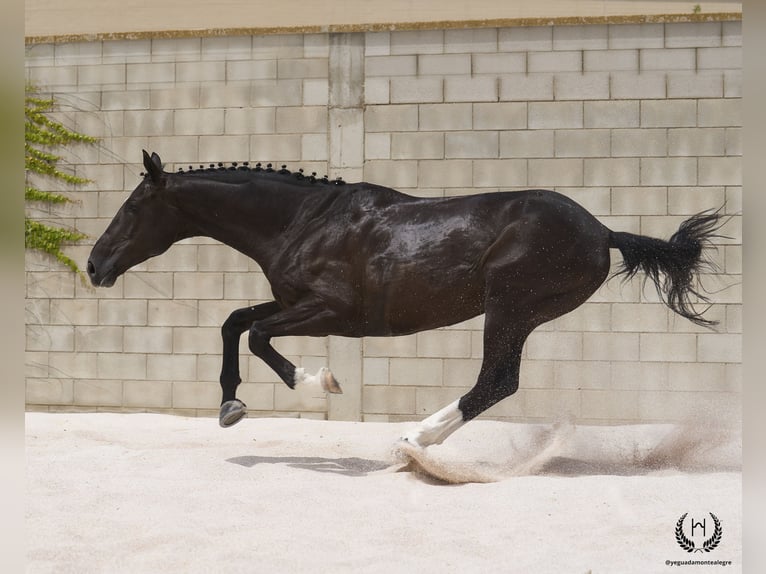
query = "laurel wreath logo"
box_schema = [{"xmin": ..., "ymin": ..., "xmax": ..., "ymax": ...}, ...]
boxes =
[{"xmin": 675, "ymin": 512, "xmax": 722, "ymax": 553}]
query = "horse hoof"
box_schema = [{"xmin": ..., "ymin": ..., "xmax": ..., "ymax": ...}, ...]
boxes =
[
  {"xmin": 219, "ymin": 399, "xmax": 247, "ymax": 428},
  {"xmin": 319, "ymin": 367, "xmax": 343, "ymax": 394}
]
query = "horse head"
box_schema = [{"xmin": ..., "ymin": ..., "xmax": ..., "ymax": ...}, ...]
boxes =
[{"xmin": 87, "ymin": 150, "xmax": 188, "ymax": 287}]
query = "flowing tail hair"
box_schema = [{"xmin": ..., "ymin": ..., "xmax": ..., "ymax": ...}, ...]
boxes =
[{"xmin": 609, "ymin": 209, "xmax": 726, "ymax": 328}]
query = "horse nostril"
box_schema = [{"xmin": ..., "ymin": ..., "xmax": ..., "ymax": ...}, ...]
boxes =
[{"xmin": 87, "ymin": 260, "xmax": 96, "ymax": 277}]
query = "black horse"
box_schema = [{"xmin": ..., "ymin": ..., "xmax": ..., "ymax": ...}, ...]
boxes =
[{"xmin": 88, "ymin": 151, "xmax": 722, "ymax": 447}]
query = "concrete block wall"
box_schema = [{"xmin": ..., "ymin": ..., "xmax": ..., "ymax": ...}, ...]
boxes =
[{"xmin": 25, "ymin": 19, "xmax": 742, "ymax": 424}]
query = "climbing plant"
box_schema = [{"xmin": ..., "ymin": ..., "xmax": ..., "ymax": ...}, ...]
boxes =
[{"xmin": 25, "ymin": 86, "xmax": 97, "ymax": 275}]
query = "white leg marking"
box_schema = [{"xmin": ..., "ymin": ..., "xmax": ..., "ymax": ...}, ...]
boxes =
[
  {"xmin": 401, "ymin": 399, "xmax": 465, "ymax": 448},
  {"xmin": 293, "ymin": 367, "xmax": 342, "ymax": 394}
]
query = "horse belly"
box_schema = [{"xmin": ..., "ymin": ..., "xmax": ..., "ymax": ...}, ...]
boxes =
[{"xmin": 361, "ymin": 264, "xmax": 485, "ymax": 336}]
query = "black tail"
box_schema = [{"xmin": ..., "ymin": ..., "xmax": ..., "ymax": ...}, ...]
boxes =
[{"xmin": 609, "ymin": 209, "xmax": 725, "ymax": 327}]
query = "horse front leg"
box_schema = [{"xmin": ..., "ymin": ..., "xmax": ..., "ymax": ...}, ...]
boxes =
[{"xmin": 219, "ymin": 301, "xmax": 281, "ymax": 427}]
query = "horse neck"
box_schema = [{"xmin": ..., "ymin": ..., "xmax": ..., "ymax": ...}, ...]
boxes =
[{"xmin": 169, "ymin": 176, "xmax": 314, "ymax": 270}]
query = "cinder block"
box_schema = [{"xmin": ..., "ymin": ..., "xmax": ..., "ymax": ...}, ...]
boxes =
[
  {"xmin": 526, "ymin": 331, "xmax": 582, "ymax": 361},
  {"xmin": 365, "ymin": 133, "xmax": 390, "ymax": 159},
  {"xmin": 582, "ymin": 332, "xmax": 639, "ymax": 361},
  {"xmin": 473, "ymin": 102, "xmax": 526, "ymax": 130},
  {"xmin": 611, "ymin": 303, "xmax": 669, "ymax": 332},
  {"xmin": 173, "ymin": 326, "xmax": 219, "ymax": 354},
  {"xmin": 151, "ymin": 38, "xmax": 200, "ymax": 62},
  {"xmin": 173, "ymin": 62, "xmax": 225, "ymax": 83},
  {"xmin": 419, "ymin": 54, "xmax": 471, "ymax": 75},
  {"xmin": 201, "ymin": 36, "xmax": 252, "ymax": 61},
  {"xmin": 554, "ymin": 129, "xmax": 609, "ymax": 158},
  {"xmin": 126, "ymin": 62, "xmax": 175, "ymax": 84},
  {"xmin": 171, "ymin": 381, "xmax": 222, "ymax": 409},
  {"xmin": 173, "ymin": 109, "xmax": 224, "ymax": 136},
  {"xmin": 390, "ymin": 358, "xmax": 443, "ymax": 386},
  {"xmin": 277, "ymin": 58, "xmax": 328, "ymax": 80},
  {"xmin": 365, "ymin": 32, "xmax": 390, "ymax": 57},
  {"xmin": 123, "ymin": 110, "xmax": 173, "ymax": 137},
  {"xmin": 583, "ymin": 49, "xmax": 638, "ymax": 72},
  {"xmin": 200, "ymin": 81, "xmax": 251, "ymax": 108},
  {"xmin": 74, "ymin": 379, "xmax": 123, "ymax": 407},
  {"xmin": 641, "ymin": 100, "xmax": 696, "ymax": 128},
  {"xmin": 276, "ymin": 106, "xmax": 327, "ymax": 134},
  {"xmin": 472, "ymin": 159, "xmax": 527, "ymax": 187},
  {"xmin": 554, "ymin": 361, "xmax": 610, "ymax": 390},
  {"xmin": 667, "ymin": 71, "xmax": 723, "ymax": 99},
  {"xmin": 442, "ymin": 358, "xmax": 482, "ymax": 387},
  {"xmin": 123, "ymin": 380, "xmax": 172, "ymax": 408},
  {"xmin": 607, "ymin": 23, "xmax": 664, "ymax": 49},
  {"xmin": 303, "ymin": 78, "xmax": 329, "ymax": 106},
  {"xmin": 611, "ymin": 187, "xmax": 667, "ymax": 215},
  {"xmin": 363, "ymin": 357, "xmax": 389, "ymax": 386},
  {"xmin": 146, "ymin": 245, "xmax": 199, "ymax": 273},
  {"xmin": 75, "ymin": 326, "xmax": 123, "ymax": 353},
  {"xmin": 363, "ymin": 160, "xmax": 418, "ymax": 188},
  {"xmin": 611, "ymin": 361, "xmax": 667, "ymax": 391},
  {"xmin": 390, "ymin": 30, "xmax": 444, "ymax": 55},
  {"xmin": 698, "ymin": 99, "xmax": 741, "ymax": 127},
  {"xmin": 102, "ymin": 39, "xmax": 151, "ymax": 64},
  {"xmin": 363, "ymin": 335, "xmax": 417, "ymax": 358},
  {"xmin": 251, "ymin": 79, "xmax": 303, "ymax": 107},
  {"xmin": 390, "ymin": 77, "xmax": 443, "ymax": 104},
  {"xmin": 580, "ymin": 389, "xmax": 639, "ymax": 420},
  {"xmin": 698, "ymin": 157, "xmax": 741, "ymax": 186},
  {"xmin": 584, "ymin": 101, "xmax": 639, "ymax": 128},
  {"xmin": 611, "ymin": 128, "xmax": 667, "ymax": 157},
  {"xmin": 390, "ymin": 132, "xmax": 443, "ymax": 160},
  {"xmin": 416, "ymin": 330, "xmax": 471, "ymax": 358},
  {"xmin": 98, "ymin": 300, "xmax": 147, "ymax": 326},
  {"xmin": 238, "ymin": 383, "xmax": 275, "ymax": 411},
  {"xmin": 500, "ymin": 130, "xmax": 553, "ymax": 158},
  {"xmin": 528, "ymin": 158, "xmax": 583, "ymax": 187},
  {"xmin": 522, "ymin": 388, "xmax": 580, "ymax": 419},
  {"xmin": 640, "ymin": 157, "xmax": 697, "ymax": 186},
  {"xmin": 500, "ymin": 74, "xmax": 554, "ymax": 101},
  {"xmin": 198, "ymin": 135, "xmax": 250, "ymax": 163},
  {"xmin": 444, "ymin": 77, "xmax": 497, "ymax": 103},
  {"xmin": 304, "ymin": 34, "xmax": 330, "ymax": 58},
  {"xmin": 147, "ymin": 354, "xmax": 197, "ymax": 381},
  {"xmin": 725, "ymin": 127, "xmax": 742, "ymax": 156},
  {"xmin": 668, "ymin": 128, "xmax": 724, "ymax": 157},
  {"xmin": 26, "ymin": 378, "xmax": 74, "ymax": 405},
  {"xmin": 51, "ymin": 299, "xmax": 98, "ymax": 326},
  {"xmin": 584, "ymin": 158, "xmax": 639, "ymax": 187},
  {"xmin": 528, "ymin": 51, "xmax": 582, "ymax": 73},
  {"xmin": 722, "ymin": 21, "xmax": 742, "ymax": 47},
  {"xmin": 54, "ymin": 42, "xmax": 102, "ymax": 65},
  {"xmin": 553, "ymin": 72, "xmax": 609, "ymax": 101},
  {"xmin": 123, "ymin": 272, "xmax": 173, "ymax": 299},
  {"xmin": 499, "ymin": 27, "xmax": 552, "ymax": 53},
  {"xmin": 640, "ymin": 333, "xmax": 697, "ymax": 362},
  {"xmin": 26, "ymin": 325, "xmax": 74, "ymax": 352},
  {"xmin": 96, "ymin": 352, "xmax": 147, "ymax": 380},
  {"xmin": 252, "ymin": 34, "xmax": 303, "ymax": 60},
  {"xmin": 667, "ymin": 186, "xmax": 725, "ymax": 215},
  {"xmin": 610, "ymin": 72, "xmax": 666, "ymax": 100},
  {"xmin": 418, "ymin": 103, "xmax": 472, "ymax": 131},
  {"xmin": 528, "ymin": 101, "xmax": 582, "ymax": 129},
  {"xmin": 48, "ymin": 352, "xmax": 97, "ymax": 379},
  {"xmin": 445, "ymin": 28, "xmax": 498, "ymax": 54},
  {"xmin": 362, "ymin": 386, "xmax": 416, "ymax": 415},
  {"xmin": 124, "ymin": 326, "xmax": 172, "ymax": 353},
  {"xmin": 28, "ymin": 66, "xmax": 77, "ymax": 88},
  {"xmin": 445, "ymin": 132, "xmax": 498, "ymax": 159},
  {"xmin": 548, "ymin": 303, "xmax": 611, "ymax": 332},
  {"xmin": 250, "ymin": 134, "xmax": 302, "ymax": 161},
  {"xmin": 173, "ymin": 272, "xmax": 223, "ymax": 299},
  {"xmin": 472, "ymin": 53, "xmax": 525, "ymax": 75},
  {"xmin": 197, "ymin": 245, "xmax": 250, "ymax": 272},
  {"xmin": 667, "ymin": 363, "xmax": 726, "ymax": 392},
  {"xmin": 554, "ymin": 24, "xmax": 607, "ymax": 50},
  {"xmin": 419, "ymin": 160, "xmax": 472, "ymax": 188},
  {"xmin": 224, "ymin": 108, "xmax": 275, "ymax": 135},
  {"xmin": 365, "ymin": 104, "xmax": 418, "ymax": 132},
  {"xmin": 665, "ymin": 22, "xmax": 722, "ymax": 48},
  {"xmin": 365, "ymin": 55, "xmax": 417, "ymax": 77},
  {"xmin": 364, "ymin": 77, "xmax": 389, "ymax": 104},
  {"xmin": 640, "ymin": 48, "xmax": 695, "ymax": 71},
  {"xmin": 77, "ymin": 64, "xmax": 125, "ymax": 87}
]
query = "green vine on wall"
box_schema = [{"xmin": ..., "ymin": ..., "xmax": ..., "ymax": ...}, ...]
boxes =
[{"xmin": 25, "ymin": 87, "xmax": 97, "ymax": 275}]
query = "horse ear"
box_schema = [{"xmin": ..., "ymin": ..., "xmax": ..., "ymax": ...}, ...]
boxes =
[{"xmin": 142, "ymin": 150, "xmax": 164, "ymax": 183}]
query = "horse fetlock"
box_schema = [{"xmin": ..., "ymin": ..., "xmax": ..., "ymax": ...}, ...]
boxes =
[{"xmin": 294, "ymin": 366, "xmax": 343, "ymax": 394}]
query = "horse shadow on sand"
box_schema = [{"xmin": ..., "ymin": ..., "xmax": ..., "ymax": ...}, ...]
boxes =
[{"xmin": 226, "ymin": 455, "xmax": 392, "ymax": 477}]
